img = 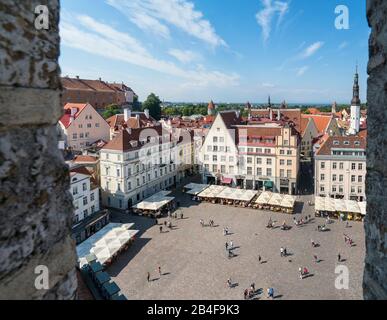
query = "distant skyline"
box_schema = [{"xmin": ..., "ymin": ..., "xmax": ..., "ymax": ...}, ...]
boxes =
[{"xmin": 60, "ymin": 0, "xmax": 369, "ymax": 104}]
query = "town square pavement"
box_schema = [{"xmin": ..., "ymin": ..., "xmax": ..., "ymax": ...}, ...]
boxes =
[{"xmin": 107, "ymin": 190, "xmax": 364, "ymax": 300}]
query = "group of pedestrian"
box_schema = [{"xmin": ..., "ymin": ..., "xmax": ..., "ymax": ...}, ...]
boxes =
[
  {"xmin": 280, "ymin": 247, "xmax": 288, "ymax": 257},
  {"xmin": 147, "ymin": 266, "xmax": 163, "ymax": 282},
  {"xmin": 223, "ymin": 226, "xmax": 230, "ymax": 236},
  {"xmin": 243, "ymin": 283, "xmax": 256, "ymax": 299}
]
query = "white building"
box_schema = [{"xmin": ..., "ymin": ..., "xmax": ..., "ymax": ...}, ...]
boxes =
[
  {"xmin": 199, "ymin": 111, "xmax": 300, "ymax": 194},
  {"xmin": 99, "ymin": 125, "xmax": 194, "ymax": 210},
  {"xmin": 70, "ymin": 167, "xmax": 101, "ymax": 225},
  {"xmin": 314, "ymin": 135, "xmax": 366, "ymax": 201},
  {"xmin": 58, "ymin": 103, "xmax": 110, "ymax": 150}
]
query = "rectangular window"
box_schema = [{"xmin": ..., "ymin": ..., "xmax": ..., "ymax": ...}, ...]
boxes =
[
  {"xmin": 90, "ymin": 192, "xmax": 94, "ymax": 202},
  {"xmin": 221, "ymin": 165, "xmax": 226, "ymax": 173},
  {"xmin": 266, "ymin": 158, "xmax": 272, "ymax": 165},
  {"xmin": 83, "ymin": 197, "xmax": 88, "ymax": 206},
  {"xmin": 82, "ymin": 183, "xmax": 87, "ymax": 191},
  {"xmin": 247, "ymin": 167, "xmax": 252, "ymax": 175},
  {"xmin": 352, "ymin": 163, "xmax": 356, "ymax": 170},
  {"xmin": 358, "ymin": 176, "xmax": 363, "ymax": 183},
  {"xmin": 332, "ymin": 174, "xmax": 337, "ymax": 181},
  {"xmin": 257, "ymin": 168, "xmax": 262, "ymax": 176},
  {"xmin": 287, "ymin": 160, "xmax": 292, "ymax": 166},
  {"xmin": 72, "ymin": 133, "xmax": 77, "ymax": 139},
  {"xmin": 267, "ymin": 168, "xmax": 272, "ymax": 177},
  {"xmin": 339, "ymin": 162, "xmax": 344, "ymax": 170},
  {"xmin": 280, "ymin": 159, "xmax": 285, "ymax": 165},
  {"xmin": 72, "ymin": 187, "xmax": 78, "ymax": 195},
  {"xmin": 212, "ymin": 165, "xmax": 217, "ymax": 172},
  {"xmin": 280, "ymin": 169, "xmax": 285, "ymax": 177},
  {"xmin": 213, "ymin": 155, "xmax": 217, "ymax": 162},
  {"xmin": 321, "ymin": 162, "xmax": 325, "ymax": 169},
  {"xmin": 351, "ymin": 175, "xmax": 356, "ymax": 182},
  {"xmin": 333, "ymin": 162, "xmax": 337, "ymax": 169},
  {"xmin": 247, "ymin": 157, "xmax": 252, "ymax": 164},
  {"xmin": 256, "ymin": 158, "xmax": 262, "ymax": 164},
  {"xmin": 320, "ymin": 174, "xmax": 325, "ymax": 181},
  {"xmin": 87, "ymin": 123, "xmax": 92, "ymax": 128},
  {"xmin": 358, "ymin": 163, "xmax": 363, "ymax": 170},
  {"xmin": 287, "ymin": 170, "xmax": 292, "ymax": 177},
  {"xmin": 320, "ymin": 185, "xmax": 325, "ymax": 192}
]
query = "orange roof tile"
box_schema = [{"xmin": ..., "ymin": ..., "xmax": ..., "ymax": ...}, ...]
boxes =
[{"xmin": 302, "ymin": 114, "xmax": 332, "ymax": 135}]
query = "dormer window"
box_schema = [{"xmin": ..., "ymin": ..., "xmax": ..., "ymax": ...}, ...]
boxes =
[
  {"xmin": 333, "ymin": 140, "xmax": 339, "ymax": 145},
  {"xmin": 344, "ymin": 141, "xmax": 350, "ymax": 145},
  {"xmin": 354, "ymin": 141, "xmax": 360, "ymax": 146}
]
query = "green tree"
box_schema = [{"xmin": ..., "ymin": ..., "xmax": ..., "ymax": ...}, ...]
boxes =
[
  {"xmin": 142, "ymin": 93, "xmax": 162, "ymax": 120},
  {"xmin": 102, "ymin": 104, "xmax": 122, "ymax": 119}
]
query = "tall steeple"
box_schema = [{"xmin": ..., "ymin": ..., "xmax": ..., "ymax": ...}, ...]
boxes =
[
  {"xmin": 268, "ymin": 95, "xmax": 272, "ymax": 108},
  {"xmin": 351, "ymin": 64, "xmax": 361, "ymax": 106},
  {"xmin": 349, "ymin": 64, "xmax": 361, "ymax": 135}
]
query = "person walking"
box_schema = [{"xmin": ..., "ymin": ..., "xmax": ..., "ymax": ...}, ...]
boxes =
[
  {"xmin": 258, "ymin": 255, "xmax": 262, "ymax": 263},
  {"xmin": 284, "ymin": 248, "xmax": 287, "ymax": 257},
  {"xmin": 158, "ymin": 266, "xmax": 162, "ymax": 277},
  {"xmin": 268, "ymin": 287, "xmax": 274, "ymax": 299},
  {"xmin": 225, "ymin": 242, "xmax": 228, "ymax": 250},
  {"xmin": 299, "ymin": 267, "xmax": 303, "ymax": 279},
  {"xmin": 313, "ymin": 255, "xmax": 319, "ymax": 263},
  {"xmin": 230, "ymin": 240, "xmax": 233, "ymax": 250},
  {"xmin": 250, "ymin": 283, "xmax": 255, "ymax": 292},
  {"xmin": 338, "ymin": 253, "xmax": 341, "ymax": 262},
  {"xmin": 227, "ymin": 278, "xmax": 232, "ymax": 288},
  {"xmin": 147, "ymin": 272, "xmax": 151, "ymax": 282},
  {"xmin": 159, "ymin": 226, "xmax": 163, "ymax": 233},
  {"xmin": 280, "ymin": 247, "xmax": 284, "ymax": 257},
  {"xmin": 244, "ymin": 289, "xmax": 248, "ymax": 300}
]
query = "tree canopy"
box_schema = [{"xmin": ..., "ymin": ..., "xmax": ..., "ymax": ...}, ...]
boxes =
[
  {"xmin": 102, "ymin": 104, "xmax": 122, "ymax": 119},
  {"xmin": 142, "ymin": 93, "xmax": 162, "ymax": 120}
]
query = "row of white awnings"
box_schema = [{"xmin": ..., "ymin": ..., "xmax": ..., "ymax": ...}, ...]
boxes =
[
  {"xmin": 77, "ymin": 223, "xmax": 139, "ymax": 267},
  {"xmin": 184, "ymin": 183, "xmax": 210, "ymax": 195},
  {"xmin": 132, "ymin": 190, "xmax": 175, "ymax": 211},
  {"xmin": 255, "ymin": 191, "xmax": 296, "ymax": 209},
  {"xmin": 314, "ymin": 196, "xmax": 366, "ymax": 215}
]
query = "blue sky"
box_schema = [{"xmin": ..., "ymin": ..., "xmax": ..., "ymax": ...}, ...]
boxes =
[{"xmin": 59, "ymin": 0, "xmax": 369, "ymax": 104}]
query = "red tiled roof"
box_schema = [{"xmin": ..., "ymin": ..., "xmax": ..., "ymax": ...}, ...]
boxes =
[
  {"xmin": 59, "ymin": 103, "xmax": 89, "ymax": 128},
  {"xmin": 73, "ymin": 155, "xmax": 99, "ymax": 163},
  {"xmin": 103, "ymin": 125, "xmax": 164, "ymax": 152},
  {"xmin": 219, "ymin": 111, "xmax": 243, "ymax": 128},
  {"xmin": 316, "ymin": 135, "xmax": 367, "ymax": 156},
  {"xmin": 302, "ymin": 114, "xmax": 332, "ymax": 135},
  {"xmin": 107, "ymin": 112, "xmax": 156, "ymax": 129},
  {"xmin": 250, "ymin": 109, "xmax": 302, "ymax": 133}
]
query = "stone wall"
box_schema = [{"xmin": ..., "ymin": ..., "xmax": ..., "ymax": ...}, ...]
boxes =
[
  {"xmin": 0, "ymin": 0, "xmax": 77, "ymax": 299},
  {"xmin": 364, "ymin": 0, "xmax": 387, "ymax": 300}
]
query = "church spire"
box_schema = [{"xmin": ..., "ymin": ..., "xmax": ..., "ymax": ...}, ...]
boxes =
[
  {"xmin": 351, "ymin": 64, "xmax": 361, "ymax": 106},
  {"xmin": 268, "ymin": 95, "xmax": 272, "ymax": 108}
]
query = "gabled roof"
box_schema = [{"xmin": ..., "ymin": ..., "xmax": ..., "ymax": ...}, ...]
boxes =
[
  {"xmin": 302, "ymin": 114, "xmax": 333, "ymax": 135},
  {"xmin": 59, "ymin": 103, "xmax": 89, "ymax": 128},
  {"xmin": 219, "ymin": 111, "xmax": 243, "ymax": 128}
]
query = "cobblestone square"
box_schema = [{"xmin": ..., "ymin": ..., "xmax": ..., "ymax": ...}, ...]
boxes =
[{"xmin": 107, "ymin": 193, "xmax": 364, "ymax": 300}]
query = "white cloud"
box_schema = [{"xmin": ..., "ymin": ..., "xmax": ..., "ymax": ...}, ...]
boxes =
[
  {"xmin": 106, "ymin": 0, "xmax": 226, "ymax": 47},
  {"xmin": 301, "ymin": 41, "xmax": 324, "ymax": 58},
  {"xmin": 60, "ymin": 15, "xmax": 238, "ymax": 88},
  {"xmin": 168, "ymin": 49, "xmax": 200, "ymax": 63},
  {"xmin": 255, "ymin": 0, "xmax": 289, "ymax": 43},
  {"xmin": 296, "ymin": 66, "xmax": 309, "ymax": 76}
]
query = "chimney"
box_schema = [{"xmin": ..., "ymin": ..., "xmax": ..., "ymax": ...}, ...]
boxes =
[
  {"xmin": 76, "ymin": 75, "xmax": 79, "ymax": 79},
  {"xmin": 124, "ymin": 108, "xmax": 131, "ymax": 122},
  {"xmin": 99, "ymin": 77, "xmax": 102, "ymax": 81},
  {"xmin": 144, "ymin": 109, "xmax": 150, "ymax": 119},
  {"xmin": 269, "ymin": 108, "xmax": 273, "ymax": 121},
  {"xmin": 69, "ymin": 107, "xmax": 77, "ymax": 124},
  {"xmin": 277, "ymin": 108, "xmax": 281, "ymax": 120}
]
